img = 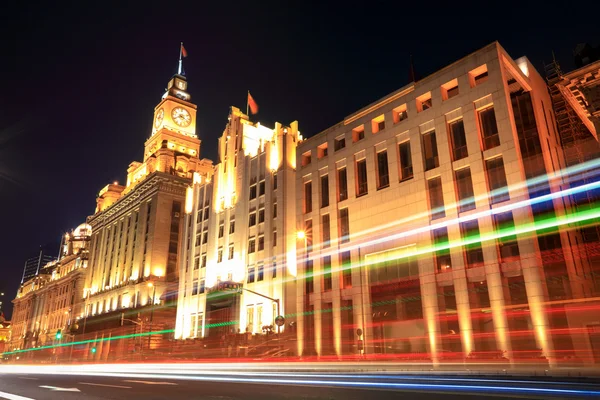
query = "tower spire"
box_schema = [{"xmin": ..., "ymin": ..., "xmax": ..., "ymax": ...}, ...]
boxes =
[{"xmin": 178, "ymin": 42, "xmax": 184, "ymax": 75}]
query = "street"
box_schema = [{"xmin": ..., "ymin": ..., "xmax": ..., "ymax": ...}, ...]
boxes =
[{"xmin": 1, "ymin": 364, "xmax": 600, "ymax": 399}]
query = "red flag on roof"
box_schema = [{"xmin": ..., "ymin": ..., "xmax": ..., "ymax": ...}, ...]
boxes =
[
  {"xmin": 181, "ymin": 44, "xmax": 188, "ymax": 58},
  {"xmin": 247, "ymin": 91, "xmax": 259, "ymax": 115}
]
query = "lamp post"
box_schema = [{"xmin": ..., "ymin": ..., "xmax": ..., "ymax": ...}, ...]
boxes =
[{"xmin": 147, "ymin": 282, "xmax": 156, "ymax": 351}]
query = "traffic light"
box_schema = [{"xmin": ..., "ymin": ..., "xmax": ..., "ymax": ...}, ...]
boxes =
[
  {"xmin": 55, "ymin": 329, "xmax": 62, "ymax": 340},
  {"xmin": 91, "ymin": 347, "xmax": 97, "ymax": 354}
]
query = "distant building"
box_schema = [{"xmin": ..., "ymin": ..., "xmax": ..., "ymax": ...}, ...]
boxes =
[
  {"xmin": 21, "ymin": 247, "xmax": 55, "ymax": 284},
  {"xmin": 0, "ymin": 320, "xmax": 10, "ymax": 354}
]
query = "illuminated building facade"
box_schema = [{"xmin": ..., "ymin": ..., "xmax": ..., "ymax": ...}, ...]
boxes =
[
  {"xmin": 175, "ymin": 107, "xmax": 301, "ymax": 341},
  {"xmin": 83, "ymin": 73, "xmax": 213, "ymax": 335},
  {"xmin": 9, "ymin": 224, "xmax": 90, "ymax": 351},
  {"xmin": 0, "ymin": 320, "xmax": 10, "ymax": 354},
  {"xmin": 295, "ymin": 42, "xmax": 599, "ymax": 364}
]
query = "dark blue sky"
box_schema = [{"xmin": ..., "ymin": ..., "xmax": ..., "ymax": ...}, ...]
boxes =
[{"xmin": 1, "ymin": 1, "xmax": 598, "ymax": 318}]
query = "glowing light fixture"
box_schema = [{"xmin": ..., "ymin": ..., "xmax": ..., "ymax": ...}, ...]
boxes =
[{"xmin": 296, "ymin": 231, "xmax": 306, "ymax": 240}]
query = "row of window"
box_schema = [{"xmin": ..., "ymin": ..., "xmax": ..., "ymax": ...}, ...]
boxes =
[
  {"xmin": 249, "ymin": 173, "xmax": 277, "ymax": 200},
  {"xmin": 302, "ymin": 209, "xmax": 349, "ymax": 253},
  {"xmin": 301, "ymin": 64, "xmax": 492, "ymax": 167},
  {"xmin": 304, "ymin": 250, "xmax": 353, "ymax": 294}
]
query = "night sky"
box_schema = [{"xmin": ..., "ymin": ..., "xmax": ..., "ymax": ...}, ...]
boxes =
[{"xmin": 1, "ymin": 1, "xmax": 598, "ymax": 318}]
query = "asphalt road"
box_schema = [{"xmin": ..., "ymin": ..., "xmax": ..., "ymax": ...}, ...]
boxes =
[{"xmin": 1, "ymin": 369, "xmax": 599, "ymax": 400}]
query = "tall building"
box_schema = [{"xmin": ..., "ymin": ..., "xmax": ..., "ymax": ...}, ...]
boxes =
[
  {"xmin": 294, "ymin": 42, "xmax": 599, "ymax": 364},
  {"xmin": 175, "ymin": 107, "xmax": 300, "ymax": 343},
  {"xmin": 21, "ymin": 247, "xmax": 55, "ymax": 284},
  {"xmin": 83, "ymin": 71, "xmax": 213, "ymax": 338},
  {"xmin": 10, "ymin": 224, "xmax": 91, "ymax": 351}
]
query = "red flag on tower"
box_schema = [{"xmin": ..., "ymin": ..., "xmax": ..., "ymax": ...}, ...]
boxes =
[
  {"xmin": 181, "ymin": 44, "xmax": 188, "ymax": 58},
  {"xmin": 247, "ymin": 91, "xmax": 259, "ymax": 115}
]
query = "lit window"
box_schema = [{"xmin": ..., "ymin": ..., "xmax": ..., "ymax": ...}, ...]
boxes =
[
  {"xmin": 393, "ymin": 104, "xmax": 408, "ymax": 123},
  {"xmin": 441, "ymin": 78, "xmax": 459, "ymax": 100},
  {"xmin": 352, "ymin": 125, "xmax": 365, "ymax": 142},
  {"xmin": 371, "ymin": 115, "xmax": 385, "ymax": 133},
  {"xmin": 469, "ymin": 64, "xmax": 489, "ymax": 87},
  {"xmin": 317, "ymin": 143, "xmax": 328, "ymax": 159},
  {"xmin": 302, "ymin": 151, "xmax": 312, "ymax": 167},
  {"xmin": 417, "ymin": 92, "xmax": 432, "ymax": 112}
]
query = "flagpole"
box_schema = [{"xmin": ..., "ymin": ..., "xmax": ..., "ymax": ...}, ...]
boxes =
[
  {"xmin": 178, "ymin": 42, "xmax": 183, "ymax": 75},
  {"xmin": 246, "ymin": 90, "xmax": 249, "ymax": 116}
]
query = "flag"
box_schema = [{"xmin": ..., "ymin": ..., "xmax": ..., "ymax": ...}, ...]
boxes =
[
  {"xmin": 247, "ymin": 91, "xmax": 259, "ymax": 115},
  {"xmin": 181, "ymin": 44, "xmax": 188, "ymax": 58}
]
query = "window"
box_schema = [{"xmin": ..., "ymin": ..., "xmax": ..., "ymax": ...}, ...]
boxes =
[
  {"xmin": 229, "ymin": 220, "xmax": 235, "ymax": 234},
  {"xmin": 218, "ymin": 224, "xmax": 224, "ymax": 238},
  {"xmin": 442, "ymin": 78, "xmax": 459, "ymax": 100},
  {"xmin": 323, "ymin": 256, "xmax": 332, "ymax": 291},
  {"xmin": 376, "ymin": 150, "xmax": 389, "ymax": 189},
  {"xmin": 485, "ymin": 157, "xmax": 509, "ymax": 204},
  {"xmin": 337, "ymin": 167, "xmax": 348, "ymax": 202},
  {"xmin": 192, "ymin": 280, "xmax": 199, "ymax": 296},
  {"xmin": 469, "ymin": 65, "xmax": 489, "ymax": 87},
  {"xmin": 246, "ymin": 305, "xmax": 254, "ymax": 330},
  {"xmin": 448, "ymin": 119, "xmax": 468, "ymax": 161},
  {"xmin": 320, "ymin": 175, "xmax": 329, "ymax": 208},
  {"xmin": 273, "ymin": 230, "xmax": 277, "ymax": 247},
  {"xmin": 340, "ymin": 250, "xmax": 352, "ymax": 288},
  {"xmin": 201, "ymin": 253, "xmax": 207, "ymax": 268},
  {"xmin": 249, "ymin": 184, "xmax": 257, "ymax": 200},
  {"xmin": 433, "ymin": 227, "xmax": 452, "ymax": 272},
  {"xmin": 318, "ymin": 143, "xmax": 328, "ymax": 158},
  {"xmin": 455, "ymin": 167, "xmax": 476, "ymax": 212},
  {"xmin": 393, "ymin": 104, "xmax": 408, "ymax": 123},
  {"xmin": 322, "ymin": 214, "xmax": 331, "ymax": 248},
  {"xmin": 194, "ymin": 256, "xmax": 200, "ymax": 270},
  {"xmin": 258, "ymin": 235, "xmax": 264, "ymax": 251},
  {"xmin": 356, "ymin": 158, "xmax": 368, "ymax": 196},
  {"xmin": 195, "ymin": 234, "xmax": 201, "ymax": 247},
  {"xmin": 248, "ymin": 237, "xmax": 256, "ymax": 254},
  {"xmin": 460, "ymin": 220, "xmax": 484, "ymax": 268},
  {"xmin": 258, "ymin": 180, "xmax": 265, "ymax": 196},
  {"xmin": 417, "ymin": 92, "xmax": 432, "ymax": 112},
  {"xmin": 203, "ymin": 207, "xmax": 209, "ymax": 220},
  {"xmin": 493, "ymin": 211, "xmax": 520, "ymax": 262},
  {"xmin": 228, "ymin": 244, "xmax": 234, "ymax": 260},
  {"xmin": 217, "ymin": 247, "xmax": 223, "ymax": 263},
  {"xmin": 305, "ymin": 259, "xmax": 314, "ymax": 293},
  {"xmin": 247, "ymin": 267, "xmax": 255, "ymax": 283},
  {"xmin": 479, "ymin": 106, "xmax": 500, "ymax": 150},
  {"xmin": 422, "ymin": 130, "xmax": 439, "ymax": 170},
  {"xmin": 427, "ymin": 177, "xmax": 445, "ymax": 220},
  {"xmin": 249, "ymin": 212, "xmax": 257, "ymax": 226},
  {"xmin": 339, "ymin": 208, "xmax": 350, "ymax": 243},
  {"xmin": 202, "ymin": 230, "xmax": 208, "ymax": 244},
  {"xmin": 272, "ymin": 261, "xmax": 277, "ymax": 278},
  {"xmin": 352, "ymin": 126, "xmax": 365, "ymax": 142},
  {"xmin": 302, "ymin": 151, "xmax": 312, "ymax": 166},
  {"xmin": 273, "ymin": 173, "xmax": 277, "ymax": 190},
  {"xmin": 304, "ymin": 181, "xmax": 312, "ymax": 213},
  {"xmin": 334, "ymin": 136, "xmax": 345, "ymax": 151},
  {"xmin": 273, "ymin": 203, "xmax": 277, "ymax": 218},
  {"xmin": 199, "ymin": 280, "xmax": 205, "ymax": 294},
  {"xmin": 398, "ymin": 141, "xmax": 413, "ymax": 180},
  {"xmin": 258, "ymin": 208, "xmax": 265, "ymax": 223},
  {"xmin": 257, "ymin": 264, "xmax": 264, "ymax": 281},
  {"xmin": 305, "ymin": 219, "xmax": 313, "ymax": 251},
  {"xmin": 372, "ymin": 115, "xmax": 385, "ymax": 133}
]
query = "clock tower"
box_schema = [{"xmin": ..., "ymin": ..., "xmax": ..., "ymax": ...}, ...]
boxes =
[{"xmin": 144, "ymin": 73, "xmax": 201, "ymax": 162}]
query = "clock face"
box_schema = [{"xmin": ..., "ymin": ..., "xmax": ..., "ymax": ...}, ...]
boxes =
[
  {"xmin": 154, "ymin": 108, "xmax": 164, "ymax": 128},
  {"xmin": 172, "ymin": 107, "xmax": 191, "ymax": 127}
]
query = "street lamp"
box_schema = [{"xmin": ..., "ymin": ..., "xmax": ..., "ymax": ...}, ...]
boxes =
[
  {"xmin": 296, "ymin": 230, "xmax": 306, "ymax": 240},
  {"xmin": 147, "ymin": 282, "xmax": 156, "ymax": 351}
]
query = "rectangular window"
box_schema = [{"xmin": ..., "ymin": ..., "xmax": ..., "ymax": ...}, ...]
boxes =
[
  {"xmin": 201, "ymin": 253, "xmax": 207, "ymax": 268},
  {"xmin": 249, "ymin": 212, "xmax": 257, "ymax": 226},
  {"xmin": 203, "ymin": 207, "xmax": 209, "ymax": 221},
  {"xmin": 393, "ymin": 104, "xmax": 408, "ymax": 123},
  {"xmin": 301, "ymin": 151, "xmax": 312, "ymax": 167},
  {"xmin": 195, "ymin": 234, "xmax": 201, "ymax": 247},
  {"xmin": 194, "ymin": 256, "xmax": 200, "ymax": 270},
  {"xmin": 248, "ymin": 237, "xmax": 256, "ymax": 254},
  {"xmin": 376, "ymin": 150, "xmax": 389, "ymax": 189},
  {"xmin": 202, "ymin": 231, "xmax": 208, "ymax": 244},
  {"xmin": 228, "ymin": 244, "xmax": 234, "ymax": 260},
  {"xmin": 442, "ymin": 79, "xmax": 459, "ymax": 100},
  {"xmin": 337, "ymin": 167, "xmax": 348, "ymax": 202},
  {"xmin": 372, "ymin": 116, "xmax": 385, "ymax": 133},
  {"xmin": 217, "ymin": 247, "xmax": 223, "ymax": 262},
  {"xmin": 318, "ymin": 143, "xmax": 328, "ymax": 158},
  {"xmin": 339, "ymin": 208, "xmax": 350, "ymax": 243},
  {"xmin": 273, "ymin": 203, "xmax": 277, "ymax": 218},
  {"xmin": 249, "ymin": 185, "xmax": 257, "ymax": 200},
  {"xmin": 305, "ymin": 219, "xmax": 313, "ymax": 252},
  {"xmin": 218, "ymin": 224, "xmax": 224, "ymax": 238},
  {"xmin": 272, "ymin": 261, "xmax": 277, "ymax": 278},
  {"xmin": 192, "ymin": 280, "xmax": 199, "ymax": 296},
  {"xmin": 273, "ymin": 173, "xmax": 277, "ymax": 190},
  {"xmin": 356, "ymin": 158, "xmax": 368, "ymax": 196},
  {"xmin": 258, "ymin": 235, "xmax": 264, "ymax": 251},
  {"xmin": 323, "ymin": 256, "xmax": 332, "ymax": 291},
  {"xmin": 455, "ymin": 167, "xmax": 476, "ymax": 212},
  {"xmin": 200, "ymin": 279, "xmax": 205, "ymax": 294},
  {"xmin": 322, "ymin": 214, "xmax": 331, "ymax": 248},
  {"xmin": 257, "ymin": 264, "xmax": 264, "ymax": 281},
  {"xmin": 352, "ymin": 126, "xmax": 365, "ymax": 142},
  {"xmin": 340, "ymin": 250, "xmax": 352, "ymax": 288},
  {"xmin": 273, "ymin": 230, "xmax": 277, "ymax": 247},
  {"xmin": 479, "ymin": 106, "xmax": 500, "ymax": 150},
  {"xmin": 334, "ymin": 136, "xmax": 345, "ymax": 151},
  {"xmin": 304, "ymin": 181, "xmax": 312, "ymax": 213},
  {"xmin": 320, "ymin": 175, "xmax": 329, "ymax": 208},
  {"xmin": 493, "ymin": 211, "xmax": 520, "ymax": 262},
  {"xmin": 259, "ymin": 180, "xmax": 265, "ymax": 196},
  {"xmin": 305, "ymin": 259, "xmax": 314, "ymax": 293},
  {"xmin": 485, "ymin": 157, "xmax": 510, "ymax": 204},
  {"xmin": 417, "ymin": 92, "xmax": 432, "ymax": 112},
  {"xmin": 247, "ymin": 267, "xmax": 255, "ymax": 283},
  {"xmin": 229, "ymin": 220, "xmax": 235, "ymax": 234},
  {"xmin": 422, "ymin": 130, "xmax": 439, "ymax": 170},
  {"xmin": 460, "ymin": 220, "xmax": 484, "ymax": 268},
  {"xmin": 433, "ymin": 227, "xmax": 452, "ymax": 272},
  {"xmin": 196, "ymin": 210, "xmax": 202, "ymax": 223},
  {"xmin": 449, "ymin": 119, "xmax": 468, "ymax": 161},
  {"xmin": 258, "ymin": 208, "xmax": 265, "ymax": 223},
  {"xmin": 398, "ymin": 141, "xmax": 413, "ymax": 180},
  {"xmin": 427, "ymin": 177, "xmax": 445, "ymax": 220}
]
